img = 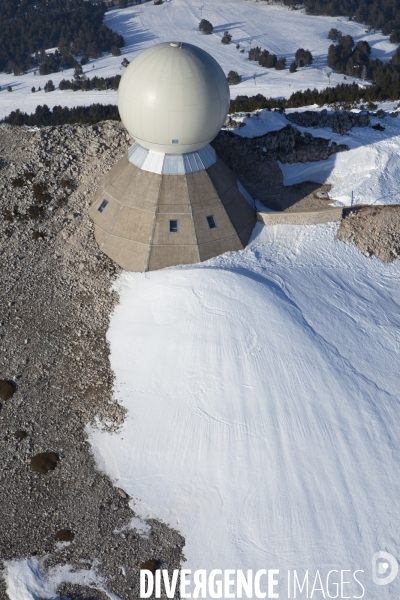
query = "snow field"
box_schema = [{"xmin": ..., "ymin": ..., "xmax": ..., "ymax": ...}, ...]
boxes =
[
  {"xmin": 4, "ymin": 556, "xmax": 120, "ymax": 600},
  {"xmin": 276, "ymin": 108, "xmax": 400, "ymax": 206},
  {"xmin": 89, "ymin": 222, "xmax": 400, "ymax": 598},
  {"xmin": 2, "ymin": 2, "xmax": 400, "ymax": 596}
]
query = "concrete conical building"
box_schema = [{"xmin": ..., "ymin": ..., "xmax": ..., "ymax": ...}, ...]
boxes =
[{"xmin": 89, "ymin": 42, "xmax": 256, "ymax": 272}]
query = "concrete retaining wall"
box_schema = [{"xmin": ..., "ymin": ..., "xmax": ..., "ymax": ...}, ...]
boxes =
[{"xmin": 257, "ymin": 207, "xmax": 343, "ymax": 226}]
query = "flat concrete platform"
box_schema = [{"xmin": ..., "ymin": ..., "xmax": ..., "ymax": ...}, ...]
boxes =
[{"xmin": 257, "ymin": 207, "xmax": 344, "ymax": 226}]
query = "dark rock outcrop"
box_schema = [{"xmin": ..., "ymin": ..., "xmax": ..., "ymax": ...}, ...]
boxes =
[
  {"xmin": 286, "ymin": 109, "xmax": 370, "ymax": 135},
  {"xmin": 212, "ymin": 125, "xmax": 348, "ymax": 209},
  {"xmin": 213, "ymin": 124, "xmax": 349, "ymax": 165}
]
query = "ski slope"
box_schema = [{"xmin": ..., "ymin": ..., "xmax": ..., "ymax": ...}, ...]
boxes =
[
  {"xmin": 0, "ymin": 0, "xmax": 396, "ymax": 120},
  {"xmin": 89, "ymin": 222, "xmax": 400, "ymax": 598}
]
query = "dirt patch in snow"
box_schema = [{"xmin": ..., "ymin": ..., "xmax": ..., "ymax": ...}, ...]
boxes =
[{"xmin": 337, "ymin": 205, "xmax": 400, "ymax": 262}]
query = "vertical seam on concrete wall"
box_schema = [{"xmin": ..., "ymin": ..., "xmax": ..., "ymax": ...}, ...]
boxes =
[
  {"xmin": 99, "ymin": 160, "xmax": 140, "ymax": 250},
  {"xmin": 144, "ymin": 174, "xmax": 163, "ymax": 272},
  {"xmin": 205, "ymin": 165, "xmax": 245, "ymax": 248},
  {"xmin": 186, "ymin": 174, "xmax": 201, "ymax": 264},
  {"xmin": 100, "ymin": 197, "xmax": 126, "ymax": 248}
]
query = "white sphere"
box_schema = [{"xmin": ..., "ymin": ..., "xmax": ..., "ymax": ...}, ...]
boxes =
[{"xmin": 118, "ymin": 42, "xmax": 230, "ymax": 154}]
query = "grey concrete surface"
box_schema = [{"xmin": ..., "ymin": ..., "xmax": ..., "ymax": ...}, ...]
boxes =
[
  {"xmin": 89, "ymin": 151, "xmax": 256, "ymax": 271},
  {"xmin": 257, "ymin": 207, "xmax": 343, "ymax": 226}
]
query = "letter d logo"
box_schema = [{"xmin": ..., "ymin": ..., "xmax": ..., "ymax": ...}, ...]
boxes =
[{"xmin": 372, "ymin": 551, "xmax": 398, "ymax": 586}]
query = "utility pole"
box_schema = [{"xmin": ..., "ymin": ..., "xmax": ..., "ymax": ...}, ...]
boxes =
[{"xmin": 326, "ymin": 71, "xmax": 331, "ymax": 87}]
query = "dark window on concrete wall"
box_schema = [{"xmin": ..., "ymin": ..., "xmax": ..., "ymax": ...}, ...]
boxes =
[
  {"xmin": 207, "ymin": 215, "xmax": 217, "ymax": 229},
  {"xmin": 169, "ymin": 220, "xmax": 178, "ymax": 233},
  {"xmin": 98, "ymin": 199, "xmax": 108, "ymax": 213}
]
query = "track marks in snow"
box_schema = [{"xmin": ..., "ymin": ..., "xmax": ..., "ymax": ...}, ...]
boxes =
[{"xmin": 90, "ymin": 224, "xmax": 400, "ymax": 597}]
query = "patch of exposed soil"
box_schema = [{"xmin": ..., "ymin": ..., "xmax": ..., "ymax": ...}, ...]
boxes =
[{"xmin": 337, "ymin": 205, "xmax": 400, "ymax": 262}]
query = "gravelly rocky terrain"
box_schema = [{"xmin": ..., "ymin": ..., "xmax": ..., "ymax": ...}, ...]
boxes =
[
  {"xmin": 337, "ymin": 205, "xmax": 400, "ymax": 262},
  {"xmin": 0, "ymin": 122, "xmax": 184, "ymax": 600}
]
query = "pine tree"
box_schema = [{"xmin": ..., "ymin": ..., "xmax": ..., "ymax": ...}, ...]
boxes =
[
  {"xmin": 199, "ymin": 19, "xmax": 213, "ymax": 34},
  {"xmin": 259, "ymin": 50, "xmax": 277, "ymax": 68},
  {"xmin": 295, "ymin": 48, "xmax": 313, "ymax": 67},
  {"xmin": 74, "ymin": 63, "xmax": 83, "ymax": 80},
  {"xmin": 248, "ymin": 47, "xmax": 261, "ymax": 62},
  {"xmin": 328, "ymin": 28, "xmax": 342, "ymax": 41},
  {"xmin": 221, "ymin": 31, "xmax": 232, "ymax": 45},
  {"xmin": 44, "ymin": 80, "xmax": 55, "ymax": 92},
  {"xmin": 275, "ymin": 57, "xmax": 287, "ymax": 70},
  {"xmin": 227, "ymin": 71, "xmax": 241, "ymax": 84}
]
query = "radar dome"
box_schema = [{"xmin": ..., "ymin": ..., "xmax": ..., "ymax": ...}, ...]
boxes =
[{"xmin": 118, "ymin": 42, "xmax": 230, "ymax": 154}]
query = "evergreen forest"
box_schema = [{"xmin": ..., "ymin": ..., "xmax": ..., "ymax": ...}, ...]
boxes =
[
  {"xmin": 0, "ymin": 0, "xmax": 124, "ymax": 74},
  {"xmin": 280, "ymin": 0, "xmax": 400, "ymax": 41}
]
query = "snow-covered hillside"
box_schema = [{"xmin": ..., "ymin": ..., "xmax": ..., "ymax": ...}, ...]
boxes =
[
  {"xmin": 238, "ymin": 105, "xmax": 400, "ymax": 207},
  {"xmin": 89, "ymin": 222, "xmax": 400, "ymax": 598},
  {"xmin": 0, "ymin": 0, "xmax": 396, "ymax": 120},
  {"xmin": 279, "ymin": 110, "xmax": 400, "ymax": 206}
]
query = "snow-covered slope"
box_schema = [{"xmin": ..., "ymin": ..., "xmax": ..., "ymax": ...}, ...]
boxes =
[
  {"xmin": 226, "ymin": 105, "xmax": 400, "ymax": 207},
  {"xmin": 0, "ymin": 0, "xmax": 396, "ymax": 120},
  {"xmin": 277, "ymin": 107, "xmax": 400, "ymax": 206},
  {"xmin": 89, "ymin": 222, "xmax": 400, "ymax": 597}
]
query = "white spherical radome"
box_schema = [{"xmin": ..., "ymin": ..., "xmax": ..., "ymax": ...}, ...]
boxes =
[{"xmin": 118, "ymin": 42, "xmax": 230, "ymax": 154}]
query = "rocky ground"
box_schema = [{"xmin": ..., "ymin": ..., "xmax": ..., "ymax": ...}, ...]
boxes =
[
  {"xmin": 286, "ymin": 108, "xmax": 371, "ymax": 134},
  {"xmin": 337, "ymin": 205, "xmax": 400, "ymax": 262},
  {"xmin": 0, "ymin": 122, "xmax": 184, "ymax": 600},
  {"xmin": 0, "ymin": 118, "xmax": 398, "ymax": 600}
]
